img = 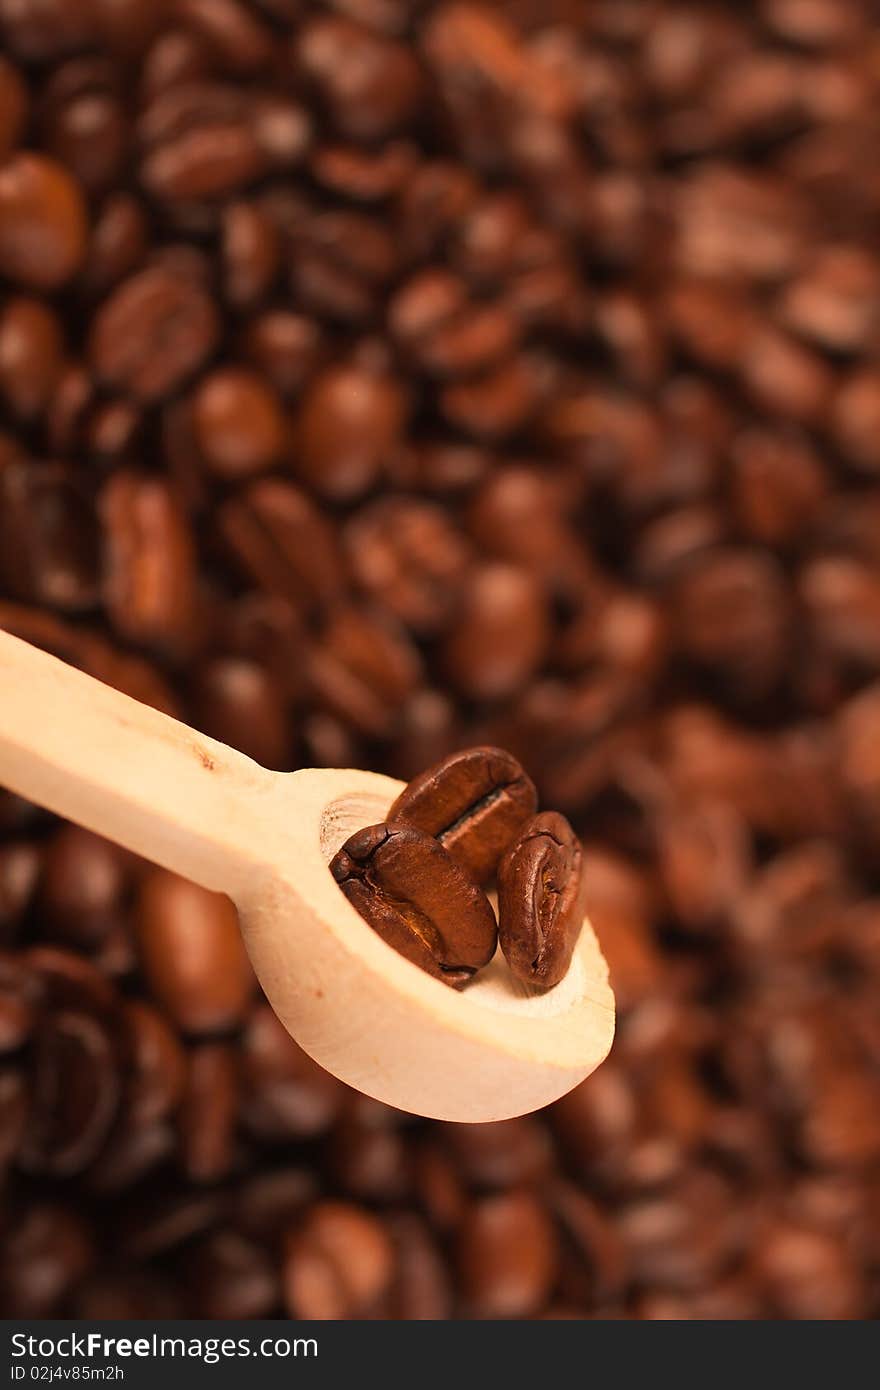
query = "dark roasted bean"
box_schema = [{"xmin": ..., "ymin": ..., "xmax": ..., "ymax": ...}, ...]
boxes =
[
  {"xmin": 0, "ymin": 153, "xmax": 87, "ymax": 289},
  {"xmin": 0, "ymin": 297, "xmax": 65, "ymax": 422},
  {"xmin": 330, "ymin": 822, "xmax": 497, "ymax": 987},
  {"xmin": 294, "ymin": 363, "xmax": 407, "ymax": 502},
  {"xmin": 457, "ymin": 1191, "xmax": 558, "ymax": 1319},
  {"xmin": 99, "ymin": 471, "xmax": 197, "ymax": 652},
  {"xmin": 497, "ymin": 811, "xmax": 587, "ymax": 988},
  {"xmin": 135, "ymin": 869, "xmax": 254, "ymax": 1035},
  {"xmin": 389, "ymin": 745, "xmax": 537, "ymax": 884},
  {"xmin": 283, "ymin": 1201, "xmax": 394, "ymax": 1320},
  {"xmin": 89, "ymin": 265, "xmax": 219, "ymax": 401}
]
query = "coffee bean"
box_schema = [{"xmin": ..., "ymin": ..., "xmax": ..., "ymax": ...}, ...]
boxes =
[
  {"xmin": 39, "ymin": 824, "xmax": 130, "ymax": 950},
  {"xmin": 219, "ymin": 477, "xmax": 346, "ymax": 611},
  {"xmin": 178, "ymin": 1040, "xmax": 239, "ymax": 1183},
  {"xmin": 99, "ymin": 471, "xmax": 197, "ymax": 651},
  {"xmin": 0, "ymin": 297, "xmax": 65, "ymax": 421},
  {"xmin": 193, "ymin": 368, "xmax": 285, "ymax": 479},
  {"xmin": 135, "ymin": 869, "xmax": 254, "ymax": 1035},
  {"xmin": 457, "ymin": 1190, "xmax": 558, "ymax": 1319},
  {"xmin": 283, "ymin": 1201, "xmax": 394, "ymax": 1319},
  {"xmin": 242, "ymin": 1002, "xmax": 342, "ymax": 1141},
  {"xmin": 389, "ymin": 745, "xmax": 536, "ymax": 885},
  {"xmin": 294, "ymin": 363, "xmax": 407, "ymax": 501},
  {"xmin": 0, "ymin": 153, "xmax": 87, "ymax": 288},
  {"xmin": 497, "ymin": 811, "xmax": 587, "ymax": 989},
  {"xmin": 221, "ymin": 201, "xmax": 279, "ymax": 309},
  {"xmin": 442, "ymin": 562, "xmax": 550, "ymax": 702},
  {"xmin": 296, "ymin": 17, "xmax": 423, "ymax": 142},
  {"xmin": 330, "ymin": 822, "xmax": 497, "ymax": 987},
  {"xmin": 305, "ymin": 605, "xmax": 423, "ymax": 741},
  {"xmin": 0, "ymin": 460, "xmax": 99, "ymax": 612},
  {"xmin": 89, "ymin": 265, "xmax": 219, "ymax": 401}
]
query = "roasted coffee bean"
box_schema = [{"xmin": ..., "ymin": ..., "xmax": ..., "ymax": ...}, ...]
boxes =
[
  {"xmin": 135, "ymin": 869, "xmax": 254, "ymax": 1035},
  {"xmin": 0, "ymin": 461, "xmax": 99, "ymax": 612},
  {"xmin": 0, "ymin": 153, "xmax": 87, "ymax": 289},
  {"xmin": 242, "ymin": 1002, "xmax": 342, "ymax": 1141},
  {"xmin": 39, "ymin": 825, "xmax": 130, "ymax": 950},
  {"xmin": 99, "ymin": 471, "xmax": 197, "ymax": 652},
  {"xmin": 193, "ymin": 658, "xmax": 290, "ymax": 770},
  {"xmin": 497, "ymin": 811, "xmax": 588, "ymax": 989},
  {"xmin": 283, "ymin": 1201, "xmax": 394, "ymax": 1320},
  {"xmin": 178, "ymin": 1041, "xmax": 239, "ymax": 1183},
  {"xmin": 294, "ymin": 363, "xmax": 407, "ymax": 502},
  {"xmin": 192, "ymin": 368, "xmax": 285, "ymax": 479},
  {"xmin": 330, "ymin": 822, "xmax": 497, "ymax": 987},
  {"xmin": 219, "ymin": 478, "xmax": 346, "ymax": 613},
  {"xmin": 457, "ymin": 1191, "xmax": 559, "ymax": 1319},
  {"xmin": 0, "ymin": 297, "xmax": 65, "ymax": 421},
  {"xmin": 89, "ymin": 265, "xmax": 219, "ymax": 401},
  {"xmin": 388, "ymin": 746, "xmax": 537, "ymax": 885}
]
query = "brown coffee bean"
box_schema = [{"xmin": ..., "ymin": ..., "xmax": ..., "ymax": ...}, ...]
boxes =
[
  {"xmin": 388, "ymin": 745, "xmax": 537, "ymax": 885},
  {"xmin": 89, "ymin": 265, "xmax": 219, "ymax": 401},
  {"xmin": 135, "ymin": 868, "xmax": 254, "ymax": 1035},
  {"xmin": 283, "ymin": 1201, "xmax": 394, "ymax": 1319},
  {"xmin": 178, "ymin": 0, "xmax": 273, "ymax": 74},
  {"xmin": 193, "ymin": 658, "xmax": 290, "ymax": 770},
  {"xmin": 388, "ymin": 1213, "xmax": 452, "ymax": 1320},
  {"xmin": 0, "ymin": 841, "xmax": 41, "ymax": 935},
  {"xmin": 346, "ymin": 497, "xmax": 471, "ymax": 635},
  {"xmin": 221, "ymin": 201, "xmax": 279, "ymax": 309},
  {"xmin": 242, "ymin": 1002, "xmax": 342, "ymax": 1141},
  {"xmin": 0, "ymin": 950, "xmax": 39, "ymax": 1052},
  {"xmin": 186, "ymin": 1231, "xmax": 279, "ymax": 1320},
  {"xmin": 497, "ymin": 811, "xmax": 588, "ymax": 989},
  {"xmin": 219, "ymin": 478, "xmax": 346, "ymax": 611},
  {"xmin": 0, "ymin": 153, "xmax": 87, "ymax": 289},
  {"xmin": 294, "ymin": 363, "xmax": 407, "ymax": 501},
  {"xmin": 296, "ymin": 17, "xmax": 423, "ymax": 142},
  {"xmin": 80, "ymin": 192, "xmax": 149, "ymax": 296},
  {"xmin": 193, "ymin": 368, "xmax": 285, "ymax": 479},
  {"xmin": 330, "ymin": 822, "xmax": 497, "ymax": 987},
  {"xmin": 178, "ymin": 1040, "xmax": 239, "ymax": 1182},
  {"xmin": 124, "ymin": 998, "xmax": 186, "ymax": 1126},
  {"xmin": 21, "ymin": 1003, "xmax": 122, "ymax": 1177},
  {"xmin": 457, "ymin": 1191, "xmax": 558, "ymax": 1318},
  {"xmin": 833, "ymin": 369, "xmax": 880, "ymax": 474},
  {"xmin": 305, "ymin": 605, "xmax": 423, "ymax": 741},
  {"xmin": 0, "ymin": 1205, "xmax": 93, "ymax": 1318},
  {"xmin": 39, "ymin": 824, "xmax": 130, "ymax": 949},
  {"xmin": 0, "ymin": 297, "xmax": 65, "ymax": 421},
  {"xmin": 442, "ymin": 563, "xmax": 551, "ymax": 703},
  {"xmin": 0, "ymin": 460, "xmax": 99, "ymax": 612},
  {"xmin": 99, "ymin": 471, "xmax": 197, "ymax": 651},
  {"xmin": 240, "ymin": 310, "xmax": 324, "ymax": 398}
]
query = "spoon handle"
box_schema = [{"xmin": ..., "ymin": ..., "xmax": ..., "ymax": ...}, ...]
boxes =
[{"xmin": 0, "ymin": 628, "xmax": 281, "ymax": 898}]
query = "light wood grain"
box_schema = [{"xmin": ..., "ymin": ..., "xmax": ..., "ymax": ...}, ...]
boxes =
[{"xmin": 0, "ymin": 628, "xmax": 615, "ymax": 1121}]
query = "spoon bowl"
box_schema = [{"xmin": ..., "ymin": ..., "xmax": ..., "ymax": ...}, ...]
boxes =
[
  {"xmin": 0, "ymin": 629, "xmax": 614, "ymax": 1122},
  {"xmin": 243, "ymin": 767, "xmax": 614, "ymax": 1121}
]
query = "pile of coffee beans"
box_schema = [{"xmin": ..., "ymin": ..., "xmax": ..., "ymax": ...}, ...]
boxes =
[
  {"xmin": 1, "ymin": 0, "xmax": 880, "ymax": 1319},
  {"xmin": 331, "ymin": 746, "xmax": 587, "ymax": 988}
]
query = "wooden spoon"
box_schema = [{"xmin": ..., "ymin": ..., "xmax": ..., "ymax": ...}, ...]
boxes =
[{"xmin": 0, "ymin": 629, "xmax": 614, "ymax": 1122}]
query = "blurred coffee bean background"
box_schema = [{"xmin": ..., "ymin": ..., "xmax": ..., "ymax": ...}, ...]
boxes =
[{"xmin": 1, "ymin": 0, "xmax": 880, "ymax": 1319}]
